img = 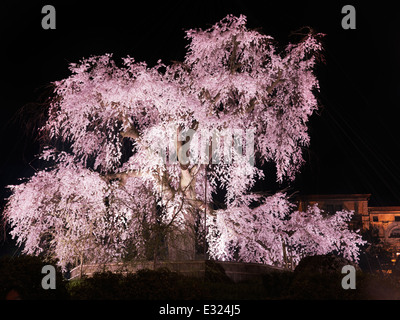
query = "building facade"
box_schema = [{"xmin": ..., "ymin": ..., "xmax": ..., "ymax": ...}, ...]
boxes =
[
  {"xmin": 368, "ymin": 206, "xmax": 400, "ymax": 253},
  {"xmin": 297, "ymin": 194, "xmax": 400, "ymax": 270}
]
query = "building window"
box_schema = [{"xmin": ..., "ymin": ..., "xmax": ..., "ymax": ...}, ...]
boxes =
[
  {"xmin": 373, "ymin": 216, "xmax": 379, "ymax": 222},
  {"xmin": 324, "ymin": 204, "xmax": 343, "ymax": 214},
  {"xmin": 335, "ymin": 204, "xmax": 343, "ymax": 212},
  {"xmin": 326, "ymin": 205, "xmax": 334, "ymax": 214},
  {"xmin": 389, "ymin": 228, "xmax": 400, "ymax": 238},
  {"xmin": 395, "ymin": 216, "xmax": 400, "ymax": 222}
]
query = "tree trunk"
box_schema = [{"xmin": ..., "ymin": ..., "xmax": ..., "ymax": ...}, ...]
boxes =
[{"xmin": 79, "ymin": 253, "xmax": 83, "ymax": 279}]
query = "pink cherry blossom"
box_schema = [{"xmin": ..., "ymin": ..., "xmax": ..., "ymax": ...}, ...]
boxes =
[{"xmin": 4, "ymin": 15, "xmax": 364, "ymax": 270}]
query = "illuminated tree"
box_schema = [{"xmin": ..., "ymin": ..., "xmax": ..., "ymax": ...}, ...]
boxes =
[{"xmin": 4, "ymin": 15, "xmax": 364, "ymax": 270}]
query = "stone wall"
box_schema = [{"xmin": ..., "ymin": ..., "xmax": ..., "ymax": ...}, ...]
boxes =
[{"xmin": 69, "ymin": 260, "xmax": 286, "ymax": 282}]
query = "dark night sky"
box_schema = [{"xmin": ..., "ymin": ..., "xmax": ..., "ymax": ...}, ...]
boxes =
[{"xmin": 1, "ymin": 1, "xmax": 400, "ymax": 253}]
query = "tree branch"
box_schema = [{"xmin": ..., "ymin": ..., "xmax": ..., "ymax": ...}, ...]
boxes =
[
  {"xmin": 266, "ymin": 69, "xmax": 284, "ymax": 94},
  {"xmin": 101, "ymin": 171, "xmax": 142, "ymax": 186},
  {"xmin": 119, "ymin": 114, "xmax": 140, "ymax": 140},
  {"xmin": 121, "ymin": 126, "xmax": 140, "ymax": 140}
]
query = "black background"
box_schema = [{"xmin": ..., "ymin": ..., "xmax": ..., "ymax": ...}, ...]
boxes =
[{"xmin": 1, "ymin": 1, "xmax": 400, "ymax": 255}]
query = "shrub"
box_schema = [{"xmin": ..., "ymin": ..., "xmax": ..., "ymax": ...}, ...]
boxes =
[
  {"xmin": 262, "ymin": 271, "xmax": 294, "ymax": 299},
  {"xmin": 0, "ymin": 255, "xmax": 69, "ymax": 300},
  {"xmin": 68, "ymin": 268, "xmax": 207, "ymax": 300}
]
